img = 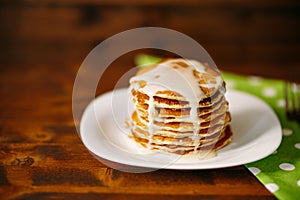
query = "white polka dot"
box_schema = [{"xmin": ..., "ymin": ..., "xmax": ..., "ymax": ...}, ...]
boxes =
[
  {"xmin": 279, "ymin": 163, "xmax": 295, "ymax": 171},
  {"xmin": 276, "ymin": 99, "xmax": 285, "ymax": 108},
  {"xmin": 265, "ymin": 183, "xmax": 279, "ymax": 193},
  {"xmin": 248, "ymin": 76, "xmax": 262, "ymax": 85},
  {"xmin": 295, "ymin": 143, "xmax": 300, "ymax": 149},
  {"xmin": 291, "ymin": 83, "xmax": 298, "ymax": 92},
  {"xmin": 262, "ymin": 87, "xmax": 277, "ymax": 97},
  {"xmin": 248, "ymin": 167, "xmax": 261, "ymax": 175},
  {"xmin": 297, "ymin": 180, "xmax": 300, "ymax": 187},
  {"xmin": 282, "ymin": 128, "xmax": 293, "ymax": 136},
  {"xmin": 226, "ymin": 80, "xmax": 235, "ymax": 90}
]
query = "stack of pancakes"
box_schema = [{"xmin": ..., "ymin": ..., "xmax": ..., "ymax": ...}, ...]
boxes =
[{"xmin": 129, "ymin": 58, "xmax": 232, "ymax": 156}]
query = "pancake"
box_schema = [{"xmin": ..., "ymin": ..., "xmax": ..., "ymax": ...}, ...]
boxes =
[{"xmin": 128, "ymin": 58, "xmax": 233, "ymax": 158}]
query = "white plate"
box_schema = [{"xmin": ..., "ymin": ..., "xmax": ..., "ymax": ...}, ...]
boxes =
[{"xmin": 80, "ymin": 88, "xmax": 282, "ymax": 170}]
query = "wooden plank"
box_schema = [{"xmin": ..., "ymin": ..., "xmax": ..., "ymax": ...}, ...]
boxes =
[
  {"xmin": 1, "ymin": 0, "xmax": 300, "ymax": 7},
  {"xmin": 1, "ymin": 162, "xmax": 272, "ymax": 199},
  {"xmin": 1, "ymin": 5, "xmax": 299, "ymax": 43},
  {"xmin": 1, "ymin": 184, "xmax": 273, "ymax": 199},
  {"xmin": 0, "ymin": 143, "xmax": 106, "ymax": 169},
  {"xmin": 1, "ymin": 41, "xmax": 298, "ymax": 66},
  {"xmin": 0, "ymin": 40, "xmax": 299, "ymax": 79},
  {"xmin": 8, "ymin": 193, "xmax": 277, "ymax": 200}
]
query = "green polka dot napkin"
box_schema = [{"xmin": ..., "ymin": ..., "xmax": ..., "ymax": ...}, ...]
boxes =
[
  {"xmin": 135, "ymin": 55, "xmax": 300, "ymax": 199},
  {"xmin": 222, "ymin": 72, "xmax": 300, "ymax": 199}
]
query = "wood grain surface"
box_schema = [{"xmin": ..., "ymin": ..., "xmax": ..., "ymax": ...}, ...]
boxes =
[
  {"xmin": 0, "ymin": 61, "xmax": 279, "ymax": 200},
  {"xmin": 1, "ymin": 0, "xmax": 299, "ymax": 199}
]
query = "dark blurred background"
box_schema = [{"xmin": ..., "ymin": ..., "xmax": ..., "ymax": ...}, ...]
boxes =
[{"xmin": 1, "ymin": 0, "xmax": 300, "ymax": 80}]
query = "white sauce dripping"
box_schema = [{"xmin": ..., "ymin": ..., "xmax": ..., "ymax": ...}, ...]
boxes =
[
  {"xmin": 147, "ymin": 95, "xmax": 155, "ymax": 149},
  {"xmin": 130, "ymin": 59, "xmax": 222, "ymax": 155}
]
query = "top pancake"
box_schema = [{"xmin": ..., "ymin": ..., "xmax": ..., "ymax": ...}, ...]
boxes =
[{"xmin": 130, "ymin": 58, "xmax": 224, "ymax": 101}]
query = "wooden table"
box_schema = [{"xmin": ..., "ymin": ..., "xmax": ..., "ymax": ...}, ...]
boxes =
[{"xmin": 4, "ymin": 58, "xmax": 299, "ymax": 199}]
